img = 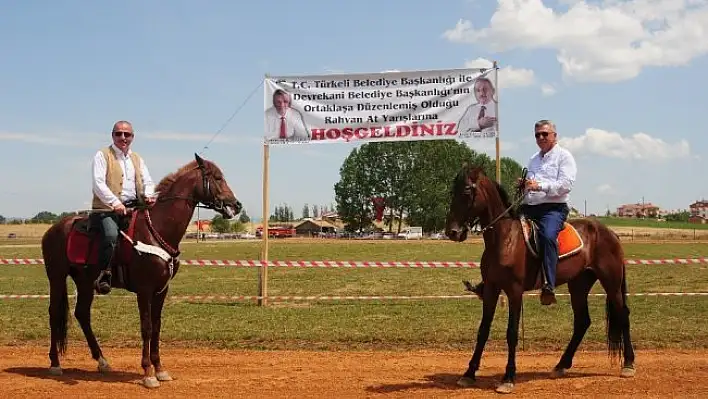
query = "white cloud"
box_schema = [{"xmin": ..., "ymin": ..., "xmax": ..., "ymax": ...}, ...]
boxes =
[
  {"xmin": 142, "ymin": 131, "xmax": 234, "ymax": 143},
  {"xmin": 559, "ymin": 128, "xmax": 692, "ymax": 160},
  {"xmin": 443, "ymin": 0, "xmax": 708, "ymax": 82},
  {"xmin": 540, "ymin": 83, "xmax": 557, "ymax": 96},
  {"xmin": 597, "ymin": 183, "xmax": 614, "ymax": 194},
  {"xmin": 0, "ymin": 132, "xmax": 96, "ymax": 147},
  {"xmin": 464, "ymin": 57, "xmax": 535, "ymax": 88}
]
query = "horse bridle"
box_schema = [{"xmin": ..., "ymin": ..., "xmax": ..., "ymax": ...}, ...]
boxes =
[
  {"xmin": 155, "ymin": 161, "xmax": 227, "ymax": 212},
  {"xmin": 459, "ymin": 168, "xmax": 528, "ymax": 234},
  {"xmin": 140, "ymin": 162, "xmax": 228, "ymax": 258}
]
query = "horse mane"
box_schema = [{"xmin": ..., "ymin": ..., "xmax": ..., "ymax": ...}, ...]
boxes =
[{"xmin": 155, "ymin": 160, "xmax": 199, "ymax": 195}]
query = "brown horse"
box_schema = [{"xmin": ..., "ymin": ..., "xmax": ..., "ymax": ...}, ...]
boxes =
[
  {"xmin": 41, "ymin": 153, "xmax": 242, "ymax": 389},
  {"xmin": 444, "ymin": 164, "xmax": 635, "ymax": 394}
]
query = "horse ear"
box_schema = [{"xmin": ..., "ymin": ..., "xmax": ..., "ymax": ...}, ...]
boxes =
[{"xmin": 195, "ymin": 153, "xmax": 205, "ymax": 168}]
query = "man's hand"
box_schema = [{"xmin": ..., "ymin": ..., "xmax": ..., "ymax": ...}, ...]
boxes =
[
  {"xmin": 478, "ymin": 116, "xmax": 497, "ymax": 129},
  {"xmin": 525, "ymin": 179, "xmax": 541, "ymax": 192},
  {"xmin": 112, "ymin": 202, "xmax": 127, "ymax": 215}
]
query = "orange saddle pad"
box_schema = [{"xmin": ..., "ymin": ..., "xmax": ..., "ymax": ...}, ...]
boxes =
[{"xmin": 521, "ymin": 218, "xmax": 583, "ymax": 260}]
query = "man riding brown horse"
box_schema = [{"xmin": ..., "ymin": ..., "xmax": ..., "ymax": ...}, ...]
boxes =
[
  {"xmin": 519, "ymin": 119, "xmax": 577, "ymax": 305},
  {"xmin": 91, "ymin": 120, "xmax": 157, "ymax": 294}
]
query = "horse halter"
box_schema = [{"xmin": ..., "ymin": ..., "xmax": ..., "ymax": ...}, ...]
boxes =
[
  {"xmin": 459, "ymin": 169, "xmax": 527, "ymax": 234},
  {"xmin": 155, "ymin": 161, "xmax": 227, "ymax": 213},
  {"xmin": 460, "ymin": 176, "xmax": 481, "ymax": 233},
  {"xmin": 194, "ymin": 161, "xmax": 226, "ymax": 212}
]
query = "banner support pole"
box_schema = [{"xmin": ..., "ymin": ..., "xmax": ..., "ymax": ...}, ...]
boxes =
[
  {"xmin": 493, "ymin": 60, "xmax": 501, "ymax": 183},
  {"xmin": 259, "ymin": 74, "xmax": 270, "ymax": 307}
]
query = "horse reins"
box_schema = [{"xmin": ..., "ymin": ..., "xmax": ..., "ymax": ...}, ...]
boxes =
[
  {"xmin": 134, "ymin": 162, "xmax": 227, "ymax": 258},
  {"xmin": 466, "ymin": 168, "xmax": 528, "ymax": 234}
]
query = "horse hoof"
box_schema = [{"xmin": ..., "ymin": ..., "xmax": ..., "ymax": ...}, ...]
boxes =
[
  {"xmin": 97, "ymin": 358, "xmax": 111, "ymax": 373},
  {"xmin": 143, "ymin": 376, "xmax": 160, "ymax": 389},
  {"xmin": 496, "ymin": 382, "xmax": 515, "ymax": 394},
  {"xmin": 550, "ymin": 368, "xmax": 566, "ymax": 379},
  {"xmin": 48, "ymin": 367, "xmax": 62, "ymax": 376},
  {"xmin": 156, "ymin": 371, "xmax": 173, "ymax": 381},
  {"xmin": 621, "ymin": 366, "xmax": 636, "ymax": 378},
  {"xmin": 457, "ymin": 376, "xmax": 476, "ymax": 387}
]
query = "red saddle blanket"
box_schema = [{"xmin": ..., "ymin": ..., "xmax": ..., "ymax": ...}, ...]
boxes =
[
  {"xmin": 521, "ymin": 219, "xmax": 584, "ymax": 260},
  {"xmin": 66, "ymin": 213, "xmax": 138, "ymax": 266}
]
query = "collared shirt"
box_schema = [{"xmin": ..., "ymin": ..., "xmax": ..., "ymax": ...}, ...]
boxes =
[
  {"xmin": 92, "ymin": 144, "xmax": 155, "ymax": 207},
  {"xmin": 523, "ymin": 144, "xmax": 577, "ymax": 206}
]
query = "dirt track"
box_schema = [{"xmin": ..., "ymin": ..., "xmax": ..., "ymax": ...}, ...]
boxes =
[{"xmin": 1, "ymin": 346, "xmax": 707, "ymax": 398}]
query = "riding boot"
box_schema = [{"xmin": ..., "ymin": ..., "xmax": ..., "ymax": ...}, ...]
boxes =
[
  {"xmin": 95, "ymin": 214, "xmax": 119, "ymax": 295},
  {"xmin": 539, "ymin": 262, "xmax": 557, "ymax": 306}
]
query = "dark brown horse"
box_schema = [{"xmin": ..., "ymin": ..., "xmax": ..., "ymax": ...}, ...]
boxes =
[
  {"xmin": 444, "ymin": 164, "xmax": 635, "ymax": 394},
  {"xmin": 41, "ymin": 153, "xmax": 242, "ymax": 389}
]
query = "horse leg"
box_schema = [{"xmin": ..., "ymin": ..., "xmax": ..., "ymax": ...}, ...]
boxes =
[
  {"xmin": 150, "ymin": 288, "xmax": 173, "ymax": 382},
  {"xmin": 496, "ymin": 287, "xmax": 523, "ymax": 394},
  {"xmin": 48, "ymin": 274, "xmax": 70, "ymax": 376},
  {"xmin": 70, "ymin": 271, "xmax": 111, "ymax": 373},
  {"xmin": 597, "ymin": 268, "xmax": 636, "ymax": 378},
  {"xmin": 618, "ymin": 275, "xmax": 636, "ymax": 377},
  {"xmin": 137, "ymin": 292, "xmax": 159, "ymax": 388},
  {"xmin": 457, "ymin": 283, "xmax": 501, "ymax": 388},
  {"xmin": 551, "ymin": 270, "xmax": 597, "ymax": 378}
]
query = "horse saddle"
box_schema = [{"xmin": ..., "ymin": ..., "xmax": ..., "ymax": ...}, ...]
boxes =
[
  {"xmin": 66, "ymin": 212, "xmax": 137, "ymax": 267},
  {"xmin": 520, "ymin": 216, "xmax": 584, "ymax": 260}
]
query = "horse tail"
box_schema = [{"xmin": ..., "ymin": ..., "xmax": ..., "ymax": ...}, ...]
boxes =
[
  {"xmin": 605, "ymin": 259, "xmax": 628, "ymax": 362},
  {"xmin": 52, "ymin": 279, "xmax": 70, "ymax": 356},
  {"xmin": 43, "ymin": 222, "xmax": 71, "ymax": 356}
]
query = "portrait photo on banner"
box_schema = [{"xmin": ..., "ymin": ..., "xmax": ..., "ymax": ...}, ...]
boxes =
[
  {"xmin": 263, "ymin": 66, "xmax": 498, "ymax": 145},
  {"xmin": 264, "ymin": 87, "xmax": 311, "ymax": 144},
  {"xmin": 456, "ymin": 72, "xmax": 497, "ymax": 139}
]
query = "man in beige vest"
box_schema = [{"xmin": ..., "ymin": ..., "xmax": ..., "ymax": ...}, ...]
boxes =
[{"xmin": 91, "ymin": 120, "xmax": 156, "ymax": 294}]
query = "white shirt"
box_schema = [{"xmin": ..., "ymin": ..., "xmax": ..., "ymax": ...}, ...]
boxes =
[
  {"xmin": 523, "ymin": 144, "xmax": 577, "ymax": 206},
  {"xmin": 457, "ymin": 101, "xmax": 497, "ymax": 138},
  {"xmin": 264, "ymin": 107, "xmax": 310, "ymax": 141},
  {"xmin": 92, "ymin": 144, "xmax": 155, "ymax": 207}
]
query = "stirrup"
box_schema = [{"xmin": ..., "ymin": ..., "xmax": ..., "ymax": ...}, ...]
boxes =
[
  {"xmin": 540, "ymin": 285, "xmax": 556, "ymax": 306},
  {"xmin": 95, "ymin": 271, "xmax": 112, "ymax": 294}
]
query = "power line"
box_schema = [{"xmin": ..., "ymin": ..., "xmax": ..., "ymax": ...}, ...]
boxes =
[{"xmin": 199, "ymin": 79, "xmax": 264, "ymax": 154}]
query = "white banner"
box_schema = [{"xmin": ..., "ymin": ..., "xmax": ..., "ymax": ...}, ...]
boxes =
[{"xmin": 263, "ymin": 67, "xmax": 498, "ymax": 145}]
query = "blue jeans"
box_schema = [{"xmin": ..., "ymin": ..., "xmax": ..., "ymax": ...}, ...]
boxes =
[
  {"xmin": 92, "ymin": 213, "xmax": 120, "ymax": 272},
  {"xmin": 520, "ymin": 203, "xmax": 569, "ymax": 289}
]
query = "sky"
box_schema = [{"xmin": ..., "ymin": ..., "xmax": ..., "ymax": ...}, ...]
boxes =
[{"xmin": 1, "ymin": 0, "xmax": 707, "ymax": 220}]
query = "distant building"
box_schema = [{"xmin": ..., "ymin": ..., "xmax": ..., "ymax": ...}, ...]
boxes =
[
  {"xmin": 689, "ymin": 200, "xmax": 708, "ymax": 219},
  {"xmin": 616, "ymin": 203, "xmax": 661, "ymax": 218}
]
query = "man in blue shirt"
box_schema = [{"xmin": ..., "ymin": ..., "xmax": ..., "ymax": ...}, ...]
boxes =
[{"xmin": 521, "ymin": 119, "xmax": 577, "ymax": 305}]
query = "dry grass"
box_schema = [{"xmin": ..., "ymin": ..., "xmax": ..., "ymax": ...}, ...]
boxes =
[{"xmin": 0, "ymin": 224, "xmax": 52, "ymax": 238}]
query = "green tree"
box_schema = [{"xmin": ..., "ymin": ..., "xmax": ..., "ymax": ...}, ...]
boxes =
[
  {"xmin": 334, "ymin": 147, "xmax": 379, "ymax": 232},
  {"xmin": 302, "ymin": 203, "xmax": 310, "ymax": 219},
  {"xmin": 230, "ymin": 220, "xmax": 245, "ymax": 233},
  {"xmin": 238, "ymin": 209, "xmax": 250, "ymax": 223},
  {"xmin": 0, "ymin": 215, "xmax": 5, "ymax": 224},
  {"xmin": 334, "ymin": 140, "xmax": 526, "ymax": 233},
  {"xmin": 211, "ymin": 214, "xmax": 230, "ymax": 233},
  {"xmin": 31, "ymin": 211, "xmax": 58, "ymax": 224}
]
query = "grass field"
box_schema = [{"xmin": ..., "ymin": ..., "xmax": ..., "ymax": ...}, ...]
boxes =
[
  {"xmin": 597, "ymin": 216, "xmax": 708, "ymax": 230},
  {"xmin": 0, "ymin": 239, "xmax": 707, "ymax": 353}
]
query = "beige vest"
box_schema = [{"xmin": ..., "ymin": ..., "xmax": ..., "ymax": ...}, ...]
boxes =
[{"xmin": 92, "ymin": 146, "xmax": 145, "ymax": 210}]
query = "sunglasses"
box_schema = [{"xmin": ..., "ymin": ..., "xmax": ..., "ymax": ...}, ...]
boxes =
[
  {"xmin": 113, "ymin": 131, "xmax": 134, "ymax": 138},
  {"xmin": 535, "ymin": 131, "xmax": 552, "ymax": 139}
]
